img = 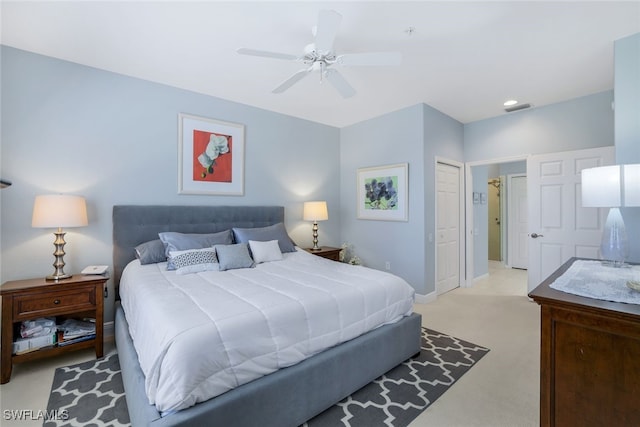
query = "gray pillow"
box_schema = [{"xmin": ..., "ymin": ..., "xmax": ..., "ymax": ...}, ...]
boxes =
[
  {"xmin": 135, "ymin": 239, "xmax": 167, "ymax": 265},
  {"xmin": 159, "ymin": 230, "xmax": 233, "ymax": 270},
  {"xmin": 232, "ymin": 223, "xmax": 296, "ymax": 253},
  {"xmin": 215, "ymin": 243, "xmax": 255, "ymax": 271}
]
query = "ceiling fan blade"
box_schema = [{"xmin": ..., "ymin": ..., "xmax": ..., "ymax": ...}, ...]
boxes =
[
  {"xmin": 272, "ymin": 68, "xmax": 312, "ymax": 93},
  {"xmin": 237, "ymin": 48, "xmax": 298, "ymax": 61},
  {"xmin": 314, "ymin": 10, "xmax": 342, "ymax": 54},
  {"xmin": 337, "ymin": 52, "xmax": 403, "ymax": 67},
  {"xmin": 324, "ymin": 68, "xmax": 356, "ymax": 98}
]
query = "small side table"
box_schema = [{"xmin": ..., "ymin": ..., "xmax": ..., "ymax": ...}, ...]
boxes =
[
  {"xmin": 305, "ymin": 246, "xmax": 342, "ymax": 261},
  {"xmin": 1, "ymin": 274, "xmax": 107, "ymax": 384}
]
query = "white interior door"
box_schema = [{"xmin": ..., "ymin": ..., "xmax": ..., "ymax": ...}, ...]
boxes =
[
  {"xmin": 527, "ymin": 146, "xmax": 615, "ymax": 292},
  {"xmin": 436, "ymin": 162, "xmax": 462, "ymax": 295},
  {"xmin": 508, "ymin": 175, "xmax": 528, "ymax": 269}
]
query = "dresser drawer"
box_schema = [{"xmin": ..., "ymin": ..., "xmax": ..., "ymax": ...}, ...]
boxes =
[{"xmin": 13, "ymin": 287, "xmax": 96, "ymax": 319}]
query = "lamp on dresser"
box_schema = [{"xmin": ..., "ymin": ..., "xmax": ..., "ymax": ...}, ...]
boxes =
[
  {"xmin": 582, "ymin": 163, "xmax": 640, "ymax": 266},
  {"xmin": 32, "ymin": 194, "xmax": 88, "ymax": 280},
  {"xmin": 303, "ymin": 201, "xmax": 328, "ymax": 251}
]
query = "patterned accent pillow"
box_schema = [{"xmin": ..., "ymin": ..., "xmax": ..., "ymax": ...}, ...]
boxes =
[
  {"xmin": 168, "ymin": 247, "xmax": 219, "ymax": 275},
  {"xmin": 159, "ymin": 230, "xmax": 233, "ymax": 270}
]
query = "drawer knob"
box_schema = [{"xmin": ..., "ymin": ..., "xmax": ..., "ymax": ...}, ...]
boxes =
[{"xmin": 53, "ymin": 299, "xmax": 60, "ymax": 305}]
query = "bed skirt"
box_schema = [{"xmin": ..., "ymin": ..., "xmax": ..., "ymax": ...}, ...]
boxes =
[{"xmin": 115, "ymin": 302, "xmax": 422, "ymax": 427}]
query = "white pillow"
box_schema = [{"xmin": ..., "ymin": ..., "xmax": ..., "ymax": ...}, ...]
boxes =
[
  {"xmin": 168, "ymin": 247, "xmax": 219, "ymax": 275},
  {"xmin": 249, "ymin": 240, "xmax": 283, "ymax": 264}
]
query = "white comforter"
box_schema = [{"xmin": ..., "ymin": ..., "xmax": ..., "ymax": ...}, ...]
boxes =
[{"xmin": 120, "ymin": 248, "xmax": 415, "ymax": 414}]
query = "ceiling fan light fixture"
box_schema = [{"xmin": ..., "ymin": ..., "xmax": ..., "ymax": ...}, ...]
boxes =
[{"xmin": 238, "ymin": 9, "xmax": 401, "ymax": 99}]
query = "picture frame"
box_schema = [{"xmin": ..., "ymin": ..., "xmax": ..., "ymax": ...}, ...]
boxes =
[
  {"xmin": 178, "ymin": 113, "xmax": 245, "ymax": 195},
  {"xmin": 357, "ymin": 163, "xmax": 408, "ymax": 221}
]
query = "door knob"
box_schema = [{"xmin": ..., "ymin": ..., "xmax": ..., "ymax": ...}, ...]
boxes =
[{"xmin": 530, "ymin": 233, "xmax": 544, "ymax": 238}]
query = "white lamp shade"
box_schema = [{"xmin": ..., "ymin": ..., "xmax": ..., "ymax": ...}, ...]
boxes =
[
  {"xmin": 581, "ymin": 165, "xmax": 621, "ymax": 207},
  {"xmin": 303, "ymin": 201, "xmax": 328, "ymax": 221},
  {"xmin": 624, "ymin": 163, "xmax": 640, "ymax": 207},
  {"xmin": 32, "ymin": 195, "xmax": 88, "ymax": 228}
]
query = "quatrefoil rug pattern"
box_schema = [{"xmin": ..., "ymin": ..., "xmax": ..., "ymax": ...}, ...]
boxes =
[
  {"xmin": 44, "ymin": 328, "xmax": 488, "ymax": 427},
  {"xmin": 303, "ymin": 328, "xmax": 490, "ymax": 427},
  {"xmin": 44, "ymin": 352, "xmax": 129, "ymax": 427}
]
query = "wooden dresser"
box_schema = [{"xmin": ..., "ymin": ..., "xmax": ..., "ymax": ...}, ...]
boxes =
[{"xmin": 529, "ymin": 258, "xmax": 640, "ymax": 426}]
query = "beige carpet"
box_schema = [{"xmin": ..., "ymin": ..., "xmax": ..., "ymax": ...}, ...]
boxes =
[
  {"xmin": 0, "ymin": 261, "xmax": 538, "ymax": 427},
  {"xmin": 411, "ymin": 262, "xmax": 539, "ymax": 427}
]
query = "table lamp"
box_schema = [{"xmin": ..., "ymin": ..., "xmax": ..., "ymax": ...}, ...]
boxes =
[
  {"xmin": 303, "ymin": 201, "xmax": 328, "ymax": 251},
  {"xmin": 32, "ymin": 195, "xmax": 88, "ymax": 280},
  {"xmin": 582, "ymin": 164, "xmax": 640, "ymax": 267}
]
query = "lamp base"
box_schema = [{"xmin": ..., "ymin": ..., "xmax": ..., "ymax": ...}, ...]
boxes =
[
  {"xmin": 600, "ymin": 208, "xmax": 629, "ymax": 267},
  {"xmin": 46, "ymin": 228, "xmax": 71, "ymax": 281},
  {"xmin": 311, "ymin": 221, "xmax": 321, "ymax": 251},
  {"xmin": 46, "ymin": 273, "xmax": 72, "ymax": 281}
]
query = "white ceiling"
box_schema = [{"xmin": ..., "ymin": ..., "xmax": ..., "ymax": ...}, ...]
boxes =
[{"xmin": 2, "ymin": 1, "xmax": 639, "ymax": 127}]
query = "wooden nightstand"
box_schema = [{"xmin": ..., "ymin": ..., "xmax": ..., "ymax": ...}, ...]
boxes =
[
  {"xmin": 1, "ymin": 274, "xmax": 107, "ymax": 384},
  {"xmin": 305, "ymin": 246, "xmax": 342, "ymax": 261}
]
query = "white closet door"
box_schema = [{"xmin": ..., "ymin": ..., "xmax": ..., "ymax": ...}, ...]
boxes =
[{"xmin": 436, "ymin": 162, "xmax": 462, "ymax": 295}]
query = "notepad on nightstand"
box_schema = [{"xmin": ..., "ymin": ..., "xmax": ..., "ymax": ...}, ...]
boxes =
[{"xmin": 81, "ymin": 265, "xmax": 109, "ymax": 275}]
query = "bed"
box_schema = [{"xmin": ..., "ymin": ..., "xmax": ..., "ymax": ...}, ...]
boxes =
[{"xmin": 113, "ymin": 205, "xmax": 422, "ymax": 427}]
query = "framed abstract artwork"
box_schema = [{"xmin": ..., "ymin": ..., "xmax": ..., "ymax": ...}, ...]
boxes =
[
  {"xmin": 357, "ymin": 163, "xmax": 408, "ymax": 221},
  {"xmin": 178, "ymin": 113, "xmax": 245, "ymax": 195}
]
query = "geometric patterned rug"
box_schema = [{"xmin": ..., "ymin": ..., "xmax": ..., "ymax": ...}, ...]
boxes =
[
  {"xmin": 44, "ymin": 353, "xmax": 129, "ymax": 427},
  {"xmin": 44, "ymin": 328, "xmax": 488, "ymax": 427},
  {"xmin": 303, "ymin": 328, "xmax": 489, "ymax": 427}
]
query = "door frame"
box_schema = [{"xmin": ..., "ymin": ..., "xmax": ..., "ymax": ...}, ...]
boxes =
[
  {"xmin": 464, "ymin": 154, "xmax": 529, "ymax": 287},
  {"xmin": 435, "ymin": 157, "xmax": 465, "ymax": 293}
]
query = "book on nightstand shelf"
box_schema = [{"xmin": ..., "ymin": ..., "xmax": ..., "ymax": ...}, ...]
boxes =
[
  {"xmin": 12, "ymin": 334, "xmax": 57, "ymax": 355},
  {"xmin": 57, "ymin": 318, "xmax": 96, "ymax": 345},
  {"xmin": 57, "ymin": 333, "xmax": 96, "ymax": 346}
]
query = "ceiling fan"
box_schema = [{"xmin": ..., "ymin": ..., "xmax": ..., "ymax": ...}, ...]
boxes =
[{"xmin": 237, "ymin": 9, "xmax": 402, "ymax": 98}]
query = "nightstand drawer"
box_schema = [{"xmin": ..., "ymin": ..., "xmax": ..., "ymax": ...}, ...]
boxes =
[{"xmin": 13, "ymin": 288, "xmax": 96, "ymax": 319}]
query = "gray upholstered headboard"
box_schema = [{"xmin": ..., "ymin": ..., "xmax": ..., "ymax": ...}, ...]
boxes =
[{"xmin": 112, "ymin": 205, "xmax": 285, "ymax": 295}]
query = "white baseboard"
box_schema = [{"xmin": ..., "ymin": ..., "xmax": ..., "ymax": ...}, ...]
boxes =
[
  {"xmin": 473, "ymin": 273, "xmax": 489, "ymax": 282},
  {"xmin": 414, "ymin": 291, "xmax": 437, "ymax": 304}
]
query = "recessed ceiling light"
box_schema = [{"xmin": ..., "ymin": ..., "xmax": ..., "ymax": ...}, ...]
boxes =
[{"xmin": 504, "ymin": 99, "xmax": 518, "ymax": 107}]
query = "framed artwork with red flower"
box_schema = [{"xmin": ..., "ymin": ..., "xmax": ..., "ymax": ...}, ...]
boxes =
[{"xmin": 178, "ymin": 113, "xmax": 245, "ymax": 195}]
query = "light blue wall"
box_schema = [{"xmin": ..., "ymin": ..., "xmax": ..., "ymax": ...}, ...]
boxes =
[
  {"xmin": 464, "ymin": 93, "xmax": 615, "ymax": 278},
  {"xmin": 0, "ymin": 46, "xmax": 340, "ymax": 321},
  {"xmin": 340, "ymin": 105, "xmax": 426, "ymax": 293},
  {"xmin": 472, "ymin": 165, "xmax": 489, "ymax": 278},
  {"xmin": 423, "ymin": 104, "xmax": 465, "ymax": 295},
  {"xmin": 339, "ymin": 103, "xmax": 463, "ymax": 297},
  {"xmin": 464, "ymin": 91, "xmax": 614, "ymax": 162},
  {"xmin": 500, "ymin": 161, "xmax": 526, "ymax": 176},
  {"xmin": 614, "ymin": 33, "xmax": 640, "ymax": 262}
]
